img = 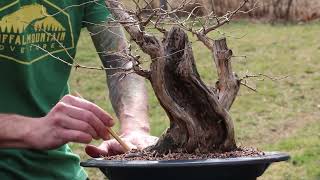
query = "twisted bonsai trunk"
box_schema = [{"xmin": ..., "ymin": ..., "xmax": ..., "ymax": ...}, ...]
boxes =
[{"xmin": 148, "ymin": 28, "xmax": 239, "ymax": 153}]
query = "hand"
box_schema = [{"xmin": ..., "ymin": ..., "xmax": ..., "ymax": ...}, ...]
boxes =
[
  {"xmin": 25, "ymin": 95, "xmax": 114, "ymax": 150},
  {"xmin": 85, "ymin": 131, "xmax": 158, "ymax": 157}
]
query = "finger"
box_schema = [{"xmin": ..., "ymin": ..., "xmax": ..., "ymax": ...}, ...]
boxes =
[
  {"xmin": 61, "ymin": 95, "xmax": 114, "ymax": 126},
  {"xmin": 85, "ymin": 140, "xmax": 119, "ymax": 157},
  {"xmin": 56, "ymin": 102, "xmax": 110, "ymax": 140},
  {"xmin": 56, "ymin": 114, "xmax": 99, "ymax": 140},
  {"xmin": 85, "ymin": 144, "xmax": 109, "ymax": 158},
  {"xmin": 59, "ymin": 129, "xmax": 93, "ymax": 144},
  {"xmin": 107, "ymin": 139, "xmax": 136, "ymax": 155}
]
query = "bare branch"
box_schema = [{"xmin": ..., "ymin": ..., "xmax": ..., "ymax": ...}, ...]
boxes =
[
  {"xmin": 240, "ymin": 73, "xmax": 288, "ymax": 82},
  {"xmin": 240, "ymin": 82, "xmax": 257, "ymax": 92},
  {"xmin": 105, "ymin": 0, "xmax": 162, "ymax": 59},
  {"xmin": 202, "ymin": 0, "xmax": 249, "ymax": 34}
]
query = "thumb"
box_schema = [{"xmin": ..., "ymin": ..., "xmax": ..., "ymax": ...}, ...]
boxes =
[{"xmin": 85, "ymin": 144, "xmax": 109, "ymax": 158}]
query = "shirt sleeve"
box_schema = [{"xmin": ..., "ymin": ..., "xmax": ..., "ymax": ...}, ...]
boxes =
[{"xmin": 83, "ymin": 0, "xmax": 111, "ymax": 26}]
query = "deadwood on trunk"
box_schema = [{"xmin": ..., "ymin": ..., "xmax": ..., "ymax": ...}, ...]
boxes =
[
  {"xmin": 213, "ymin": 38, "xmax": 240, "ymax": 110},
  {"xmin": 148, "ymin": 28, "xmax": 237, "ymax": 153},
  {"xmin": 105, "ymin": 0, "xmax": 239, "ymax": 153}
]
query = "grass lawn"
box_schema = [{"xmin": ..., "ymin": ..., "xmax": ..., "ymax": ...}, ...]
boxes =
[{"xmin": 69, "ymin": 20, "xmax": 320, "ymax": 180}]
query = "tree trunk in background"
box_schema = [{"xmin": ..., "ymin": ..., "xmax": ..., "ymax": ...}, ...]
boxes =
[{"xmin": 141, "ymin": 0, "xmax": 320, "ymax": 22}]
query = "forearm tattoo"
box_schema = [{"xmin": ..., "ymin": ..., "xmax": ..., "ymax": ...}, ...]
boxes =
[{"xmin": 87, "ymin": 22, "xmax": 150, "ymax": 132}]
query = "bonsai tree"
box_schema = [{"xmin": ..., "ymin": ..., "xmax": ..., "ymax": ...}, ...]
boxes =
[
  {"xmin": 79, "ymin": 1, "xmax": 290, "ymax": 179},
  {"xmin": 103, "ymin": 0, "xmax": 252, "ymax": 154}
]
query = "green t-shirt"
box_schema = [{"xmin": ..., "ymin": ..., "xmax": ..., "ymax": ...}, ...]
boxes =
[{"xmin": 0, "ymin": 0, "xmax": 110, "ymax": 179}]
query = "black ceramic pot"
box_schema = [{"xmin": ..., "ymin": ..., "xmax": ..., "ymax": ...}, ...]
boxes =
[{"xmin": 81, "ymin": 151, "xmax": 289, "ymax": 180}]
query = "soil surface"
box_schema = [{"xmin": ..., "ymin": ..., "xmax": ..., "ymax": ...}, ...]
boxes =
[{"xmin": 104, "ymin": 147, "xmax": 264, "ymax": 161}]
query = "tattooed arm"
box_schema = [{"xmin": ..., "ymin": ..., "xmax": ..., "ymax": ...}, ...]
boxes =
[
  {"xmin": 88, "ymin": 23, "xmax": 149, "ymax": 134},
  {"xmin": 85, "ymin": 23, "xmax": 157, "ymax": 157}
]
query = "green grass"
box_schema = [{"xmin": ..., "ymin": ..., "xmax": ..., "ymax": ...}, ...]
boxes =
[
  {"xmin": 262, "ymin": 121, "xmax": 320, "ymax": 180},
  {"xmin": 69, "ymin": 20, "xmax": 320, "ymax": 180}
]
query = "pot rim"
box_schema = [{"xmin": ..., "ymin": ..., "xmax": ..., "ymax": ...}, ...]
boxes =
[{"xmin": 81, "ymin": 151, "xmax": 290, "ymax": 168}]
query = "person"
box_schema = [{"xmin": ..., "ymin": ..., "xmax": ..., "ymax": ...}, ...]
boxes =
[{"xmin": 0, "ymin": 0, "xmax": 157, "ymax": 179}]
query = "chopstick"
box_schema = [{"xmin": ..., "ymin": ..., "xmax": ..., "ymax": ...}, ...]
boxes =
[
  {"xmin": 106, "ymin": 127, "xmax": 130, "ymax": 152},
  {"xmin": 73, "ymin": 91, "xmax": 130, "ymax": 152}
]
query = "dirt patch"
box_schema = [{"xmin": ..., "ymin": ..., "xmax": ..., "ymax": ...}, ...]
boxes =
[{"xmin": 104, "ymin": 147, "xmax": 264, "ymax": 161}]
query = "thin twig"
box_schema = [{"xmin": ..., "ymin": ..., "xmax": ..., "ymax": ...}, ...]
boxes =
[{"xmin": 240, "ymin": 82, "xmax": 257, "ymax": 92}]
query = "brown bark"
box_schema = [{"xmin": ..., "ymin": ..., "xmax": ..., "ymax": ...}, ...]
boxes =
[
  {"xmin": 213, "ymin": 38, "xmax": 240, "ymax": 110},
  {"xmin": 105, "ymin": 0, "xmax": 239, "ymax": 153},
  {"xmin": 148, "ymin": 28, "xmax": 238, "ymax": 153}
]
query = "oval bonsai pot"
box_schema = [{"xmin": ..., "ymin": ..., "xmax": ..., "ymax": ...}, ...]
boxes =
[{"xmin": 81, "ymin": 151, "xmax": 289, "ymax": 180}]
